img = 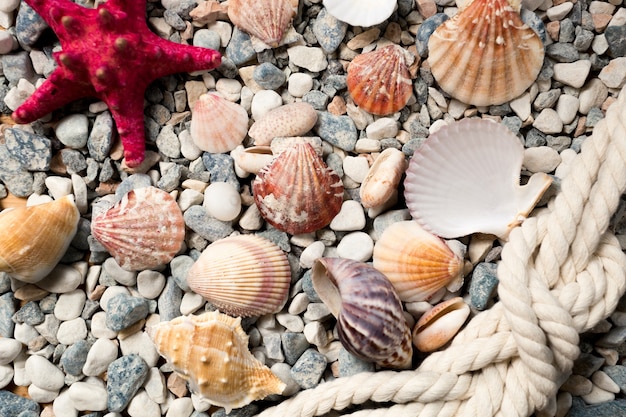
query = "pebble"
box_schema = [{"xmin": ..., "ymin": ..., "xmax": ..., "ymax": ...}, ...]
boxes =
[
  {"xmin": 0, "ymin": 338, "xmax": 22, "ymax": 365},
  {"xmin": 55, "ymin": 114, "xmax": 89, "ymax": 149},
  {"xmin": 524, "ymin": 147, "xmax": 562, "ymax": 173},
  {"xmin": 592, "ymin": 371, "xmax": 621, "ymax": 394},
  {"xmin": 60, "ymin": 339, "xmax": 90, "ymax": 376},
  {"xmin": 180, "ymin": 292, "xmax": 204, "ymax": 315},
  {"xmin": 299, "ymin": 241, "xmax": 326, "ymax": 268},
  {"xmin": 288, "ymin": 73, "xmax": 314, "ymax": 98},
  {"xmin": 25, "ymin": 354, "xmax": 65, "ymax": 390},
  {"xmin": 533, "ymin": 108, "xmax": 564, "ymax": 134},
  {"xmin": 127, "ymin": 390, "xmax": 161, "ymax": 417},
  {"xmin": 598, "ymin": 57, "xmax": 626, "ymax": 89},
  {"xmin": 281, "ymin": 332, "xmax": 310, "ymax": 365},
  {"xmin": 605, "ymin": 25, "xmax": 626, "ymax": 58},
  {"xmin": 338, "ymin": 347, "xmax": 375, "ymax": 377},
  {"xmin": 329, "ymin": 200, "xmax": 366, "ymax": 231},
  {"xmin": 158, "ymin": 277, "xmax": 183, "ymax": 322},
  {"xmin": 469, "ymin": 262, "xmax": 499, "ymax": 311},
  {"xmin": 107, "ymin": 354, "xmax": 149, "ymax": 412},
  {"xmin": 184, "ymin": 205, "xmax": 234, "ymax": 242},
  {"xmin": 54, "ymin": 289, "xmax": 86, "ymax": 321},
  {"xmin": 56, "ymin": 317, "xmax": 88, "ymax": 345},
  {"xmin": 287, "ymin": 46, "xmax": 328, "ymax": 72},
  {"xmin": 416, "ymin": 13, "xmax": 449, "ymax": 56},
  {"xmin": 582, "ymin": 385, "xmax": 615, "ymax": 404},
  {"xmin": 203, "ymin": 181, "xmax": 241, "ymax": 221},
  {"xmin": 52, "ymin": 389, "xmax": 78, "ymax": 417},
  {"xmin": 366, "ymin": 118, "xmax": 398, "ymax": 140},
  {"xmin": 106, "ymin": 293, "xmax": 150, "ymax": 332},
  {"xmin": 336, "ymin": 232, "xmax": 374, "ymax": 262},
  {"xmin": 567, "ymin": 398, "xmax": 626, "ymax": 417},
  {"xmin": 144, "ymin": 367, "xmax": 167, "ymax": 403},
  {"xmin": 13, "ymin": 301, "xmax": 44, "ymax": 326},
  {"xmin": 290, "ymin": 348, "xmax": 327, "ymax": 389},
  {"xmin": 250, "ymin": 89, "xmax": 283, "ymax": 121},
  {"xmin": 226, "ymin": 28, "xmax": 255, "ymax": 65},
  {"xmin": 510, "ymin": 93, "xmax": 532, "ymax": 121},
  {"xmin": 193, "ymin": 29, "xmax": 221, "ymax": 51},
  {"xmin": 119, "ymin": 331, "xmax": 160, "ymax": 367},
  {"xmin": 579, "ymin": 79, "xmax": 608, "ymax": 115},
  {"xmin": 0, "ymin": 31, "xmax": 16, "ymax": 54},
  {"xmin": 314, "ymin": 112, "xmax": 358, "ymax": 152},
  {"xmin": 4, "ymin": 128, "xmax": 51, "ymax": 171},
  {"xmin": 343, "ymin": 156, "xmax": 370, "ymax": 183},
  {"xmin": 0, "ymin": 364, "xmax": 13, "ymax": 389},
  {"xmin": 312, "ymin": 7, "xmax": 347, "ymax": 53},
  {"xmin": 253, "ymin": 62, "xmax": 286, "ymax": 90},
  {"xmin": 69, "ymin": 379, "xmax": 108, "ymax": 411},
  {"xmin": 303, "ymin": 321, "xmax": 328, "ymax": 347},
  {"xmin": 0, "ymin": 391, "xmax": 40, "ymax": 417},
  {"xmin": 552, "ymin": 60, "xmax": 592, "ymax": 88},
  {"xmin": 547, "ymin": 2, "xmax": 574, "ymax": 21},
  {"xmin": 137, "ymin": 270, "xmax": 167, "ymax": 299},
  {"xmin": 35, "ymin": 264, "xmax": 83, "ymax": 293},
  {"xmin": 83, "ymin": 337, "xmax": 119, "ymax": 376}
]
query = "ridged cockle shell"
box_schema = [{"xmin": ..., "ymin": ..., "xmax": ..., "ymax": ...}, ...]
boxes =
[
  {"xmin": 248, "ymin": 102, "xmax": 318, "ymax": 146},
  {"xmin": 311, "ymin": 257, "xmax": 413, "ymax": 369},
  {"xmin": 0, "ymin": 195, "xmax": 79, "ymax": 283},
  {"xmin": 373, "ymin": 221, "xmax": 464, "ymax": 302},
  {"xmin": 150, "ymin": 311, "xmax": 286, "ymax": 412},
  {"xmin": 347, "ymin": 45, "xmax": 414, "ymax": 116},
  {"xmin": 412, "ymin": 297, "xmax": 470, "ymax": 352},
  {"xmin": 253, "ymin": 142, "xmax": 344, "ymax": 235},
  {"xmin": 190, "ymin": 93, "xmax": 248, "ymax": 153},
  {"xmin": 227, "ymin": 0, "xmax": 295, "ymax": 47},
  {"xmin": 91, "ymin": 186, "xmax": 185, "ymax": 271},
  {"xmin": 187, "ymin": 234, "xmax": 291, "ymax": 317},
  {"xmin": 428, "ymin": 0, "xmax": 545, "ymax": 106}
]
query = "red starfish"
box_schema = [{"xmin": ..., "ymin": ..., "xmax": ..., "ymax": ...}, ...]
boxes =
[{"xmin": 12, "ymin": 0, "xmax": 221, "ymax": 167}]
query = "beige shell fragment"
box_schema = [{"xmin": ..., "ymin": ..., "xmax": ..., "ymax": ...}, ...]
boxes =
[{"xmin": 150, "ymin": 311, "xmax": 286, "ymax": 412}]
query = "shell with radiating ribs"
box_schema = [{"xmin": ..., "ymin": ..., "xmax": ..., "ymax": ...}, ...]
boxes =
[
  {"xmin": 190, "ymin": 93, "xmax": 248, "ymax": 153},
  {"xmin": 227, "ymin": 0, "xmax": 295, "ymax": 47}
]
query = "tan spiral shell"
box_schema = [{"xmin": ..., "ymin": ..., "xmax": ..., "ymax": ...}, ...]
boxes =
[{"xmin": 227, "ymin": 0, "xmax": 295, "ymax": 47}]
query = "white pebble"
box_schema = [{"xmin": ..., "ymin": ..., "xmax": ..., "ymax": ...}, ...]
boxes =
[
  {"xmin": 592, "ymin": 34, "xmax": 609, "ymax": 55},
  {"xmin": 287, "ymin": 46, "xmax": 328, "ymax": 72},
  {"xmin": 127, "ymin": 389, "xmax": 161, "ymax": 417},
  {"xmin": 4, "ymin": 79, "xmax": 36, "ymax": 111},
  {"xmin": 288, "ymin": 72, "xmax": 313, "ymax": 97},
  {"xmin": 12, "ymin": 353, "xmax": 30, "ymax": 386},
  {"xmin": 553, "ymin": 60, "xmax": 592, "ymax": 89},
  {"xmin": 532, "ymin": 108, "xmax": 563, "ymax": 134},
  {"xmin": 354, "ymin": 138, "xmax": 381, "ymax": 153},
  {"xmin": 546, "ymin": 1, "xmax": 573, "ymax": 20},
  {"xmin": 238, "ymin": 204, "xmax": 264, "ymax": 231},
  {"xmin": 13, "ymin": 323, "xmax": 39, "ymax": 345},
  {"xmin": 28, "ymin": 384, "xmax": 59, "ymax": 403},
  {"xmin": 99, "ymin": 286, "xmax": 130, "ymax": 311},
  {"xmin": 206, "ymin": 21, "xmax": 232, "ymax": 47},
  {"xmin": 303, "ymin": 321, "xmax": 329, "ymax": 347},
  {"xmin": 25, "ymin": 355, "xmax": 65, "ymax": 390},
  {"xmin": 0, "ymin": 0, "xmax": 20, "ymax": 14},
  {"xmin": 119, "ymin": 331, "xmax": 160, "ymax": 367},
  {"xmin": 0, "ymin": 338, "xmax": 22, "ymax": 365},
  {"xmin": 91, "ymin": 311, "xmax": 118, "ymax": 339},
  {"xmin": 83, "ymin": 338, "xmax": 119, "ymax": 376},
  {"xmin": 137, "ymin": 270, "xmax": 166, "ymax": 299},
  {"xmin": 53, "ymin": 389, "xmax": 79, "ymax": 417},
  {"xmin": 336, "ymin": 231, "xmax": 374, "ymax": 262},
  {"xmin": 71, "ymin": 174, "xmax": 88, "ymax": 214},
  {"xmin": 144, "ymin": 367, "xmax": 167, "ymax": 404},
  {"xmin": 288, "ymin": 292, "xmax": 310, "ymax": 315},
  {"xmin": 523, "ymin": 147, "xmax": 561, "ymax": 173},
  {"xmin": 271, "ymin": 363, "xmax": 301, "ymax": 396},
  {"xmin": 366, "ymin": 118, "xmax": 398, "ymax": 140},
  {"xmin": 180, "ymin": 292, "xmax": 205, "ymax": 315},
  {"xmin": 179, "ymin": 129, "xmax": 202, "ymax": 161},
  {"xmin": 57, "ymin": 318, "xmax": 88, "ymax": 345},
  {"xmin": 329, "ymin": 200, "xmax": 366, "ymax": 231},
  {"xmin": 579, "ymin": 78, "xmax": 607, "ymax": 115},
  {"xmin": 45, "ymin": 176, "xmax": 73, "ymax": 200},
  {"xmin": 69, "ymin": 379, "xmax": 108, "ymax": 411},
  {"xmin": 598, "ymin": 57, "xmax": 626, "ymax": 89},
  {"xmin": 343, "ymin": 156, "xmax": 370, "ymax": 183},
  {"xmin": 510, "ymin": 92, "xmax": 531, "ymax": 121},
  {"xmin": 177, "ymin": 188, "xmax": 204, "ymax": 212},
  {"xmin": 165, "ymin": 397, "xmax": 194, "ymax": 417},
  {"xmin": 591, "ymin": 370, "xmax": 620, "ymax": 393},
  {"xmin": 36, "ymin": 264, "xmax": 83, "ymax": 293},
  {"xmin": 55, "ymin": 114, "xmax": 89, "ymax": 149},
  {"xmin": 276, "ymin": 312, "xmax": 305, "ymax": 333},
  {"xmin": 54, "ymin": 289, "xmax": 86, "ymax": 321},
  {"xmin": 299, "ymin": 241, "xmax": 326, "ymax": 268},
  {"xmin": 251, "ymin": 90, "xmax": 283, "ymax": 121},
  {"xmin": 103, "ymin": 257, "xmax": 138, "ymax": 286},
  {"xmin": 0, "ymin": 365, "xmax": 13, "ymax": 389},
  {"xmin": 581, "ymin": 384, "xmax": 615, "ymax": 404},
  {"xmin": 203, "ymin": 182, "xmax": 241, "ymax": 221}
]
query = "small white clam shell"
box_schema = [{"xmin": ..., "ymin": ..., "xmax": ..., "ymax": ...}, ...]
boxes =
[{"xmin": 323, "ymin": 0, "xmax": 397, "ymax": 27}]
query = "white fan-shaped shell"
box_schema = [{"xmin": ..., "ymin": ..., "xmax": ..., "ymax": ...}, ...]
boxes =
[
  {"xmin": 190, "ymin": 93, "xmax": 248, "ymax": 153},
  {"xmin": 404, "ymin": 119, "xmax": 552, "ymax": 239},
  {"xmin": 323, "ymin": 0, "xmax": 397, "ymax": 27}
]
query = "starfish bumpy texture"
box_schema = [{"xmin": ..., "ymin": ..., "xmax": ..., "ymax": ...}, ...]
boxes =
[{"xmin": 12, "ymin": 0, "xmax": 222, "ymax": 167}]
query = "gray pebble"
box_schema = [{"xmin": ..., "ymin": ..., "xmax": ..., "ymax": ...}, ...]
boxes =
[
  {"xmin": 585, "ymin": 107, "xmax": 604, "ymax": 128},
  {"xmin": 314, "ymin": 111, "xmax": 357, "ymax": 152},
  {"xmin": 60, "ymin": 339, "xmax": 90, "ymax": 376},
  {"xmin": 13, "ymin": 301, "xmax": 44, "ymax": 326},
  {"xmin": 402, "ymin": 138, "xmax": 425, "ymax": 157},
  {"xmin": 469, "ymin": 263, "xmax": 499, "ymax": 311},
  {"xmin": 338, "ymin": 347, "xmax": 375, "ymax": 377},
  {"xmin": 502, "ymin": 116, "xmax": 522, "ymax": 135},
  {"xmin": 559, "ymin": 18, "xmax": 576, "ymax": 43},
  {"xmin": 105, "ymin": 294, "xmax": 150, "ymax": 332},
  {"xmin": 38, "ymin": 295, "xmax": 57, "ymax": 314},
  {"xmin": 290, "ymin": 348, "xmax": 327, "ymax": 389},
  {"xmin": 170, "ymin": 255, "xmax": 194, "ymax": 292},
  {"xmin": 605, "ymin": 25, "xmax": 626, "ymax": 58},
  {"xmin": 302, "ymin": 90, "xmax": 329, "ymax": 110},
  {"xmin": 157, "ymin": 163, "xmax": 183, "ymax": 192},
  {"xmin": 211, "ymin": 404, "xmax": 259, "ymax": 417},
  {"xmin": 574, "ymin": 28, "xmax": 594, "ymax": 52},
  {"xmin": 194, "ymin": 29, "xmax": 222, "ymax": 51},
  {"xmin": 15, "ymin": 2, "xmax": 47, "ymax": 47},
  {"xmin": 525, "ymin": 128, "xmax": 547, "ymax": 147},
  {"xmin": 301, "ymin": 270, "xmax": 321, "ymax": 302},
  {"xmin": 567, "ymin": 397, "xmax": 626, "ymax": 417},
  {"xmin": 184, "ymin": 205, "xmax": 234, "ymax": 242},
  {"xmin": 107, "ymin": 354, "xmax": 149, "ymax": 412},
  {"xmin": 202, "ymin": 153, "xmax": 240, "ymax": 191},
  {"xmin": 281, "ymin": 331, "xmax": 310, "ymax": 366},
  {"xmin": 60, "ymin": 149, "xmax": 87, "ymax": 174},
  {"xmin": 226, "ymin": 27, "xmax": 256, "ymax": 66},
  {"xmin": 415, "ymin": 14, "xmax": 449, "ymax": 57},
  {"xmin": 156, "ymin": 125, "xmax": 181, "ymax": 158},
  {"xmin": 312, "ymin": 8, "xmax": 347, "ymax": 54},
  {"xmin": 55, "ymin": 114, "xmax": 89, "ymax": 149},
  {"xmin": 147, "ymin": 104, "xmax": 171, "ymax": 125},
  {"xmin": 88, "ymin": 111, "xmax": 114, "ymax": 162},
  {"xmin": 573, "ymin": 352, "xmax": 606, "ymax": 377},
  {"xmin": 3, "ymin": 128, "xmax": 51, "ymax": 171},
  {"xmin": 253, "ymin": 62, "xmax": 286, "ymax": 90},
  {"xmin": 546, "ymin": 43, "xmax": 579, "ymax": 63},
  {"xmin": 533, "ymin": 89, "xmax": 561, "ymax": 111},
  {"xmin": 0, "ymin": 294, "xmax": 17, "ymax": 336},
  {"xmin": 257, "ymin": 227, "xmax": 291, "ymax": 252},
  {"xmin": 158, "ymin": 277, "xmax": 183, "ymax": 322},
  {"xmin": 0, "ymin": 273, "xmax": 10, "ymax": 294},
  {"xmin": 546, "ymin": 135, "xmax": 571, "ymax": 152},
  {"xmin": 0, "ymin": 391, "xmax": 39, "ymax": 417},
  {"xmin": 163, "ymin": 8, "xmax": 186, "ymax": 30},
  {"xmin": 98, "ymin": 159, "xmax": 116, "ymax": 183},
  {"xmin": 1, "ymin": 51, "xmax": 35, "ymax": 84},
  {"xmin": 217, "ymin": 56, "xmax": 240, "ymax": 79}
]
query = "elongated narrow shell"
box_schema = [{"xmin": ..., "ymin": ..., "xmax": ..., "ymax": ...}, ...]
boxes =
[
  {"xmin": 373, "ymin": 221, "xmax": 464, "ymax": 302},
  {"xmin": 190, "ymin": 93, "xmax": 248, "ymax": 153},
  {"xmin": 311, "ymin": 257, "xmax": 413, "ymax": 369},
  {"xmin": 0, "ymin": 195, "xmax": 79, "ymax": 283},
  {"xmin": 228, "ymin": 0, "xmax": 295, "ymax": 47},
  {"xmin": 253, "ymin": 142, "xmax": 344, "ymax": 235},
  {"xmin": 347, "ymin": 45, "xmax": 414, "ymax": 116},
  {"xmin": 404, "ymin": 119, "xmax": 552, "ymax": 239},
  {"xmin": 150, "ymin": 311, "xmax": 286, "ymax": 412},
  {"xmin": 91, "ymin": 187, "xmax": 185, "ymax": 271},
  {"xmin": 428, "ymin": 0, "xmax": 545, "ymax": 106},
  {"xmin": 248, "ymin": 102, "xmax": 318, "ymax": 146},
  {"xmin": 187, "ymin": 234, "xmax": 291, "ymax": 317},
  {"xmin": 412, "ymin": 297, "xmax": 470, "ymax": 352},
  {"xmin": 323, "ymin": 0, "xmax": 396, "ymax": 27},
  {"xmin": 359, "ymin": 148, "xmax": 406, "ymax": 208}
]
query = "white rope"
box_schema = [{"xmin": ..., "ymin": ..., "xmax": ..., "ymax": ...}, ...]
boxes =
[{"xmin": 256, "ymin": 86, "xmax": 626, "ymax": 417}]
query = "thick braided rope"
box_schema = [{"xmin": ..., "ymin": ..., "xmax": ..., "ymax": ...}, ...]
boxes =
[{"xmin": 255, "ymin": 86, "xmax": 626, "ymax": 417}]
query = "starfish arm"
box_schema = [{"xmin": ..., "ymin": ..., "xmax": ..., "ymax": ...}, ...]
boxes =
[
  {"xmin": 102, "ymin": 0, "xmax": 147, "ymax": 20},
  {"xmin": 25, "ymin": 0, "xmax": 85, "ymax": 34},
  {"xmin": 12, "ymin": 70, "xmax": 95, "ymax": 124},
  {"xmin": 105, "ymin": 91, "xmax": 148, "ymax": 168},
  {"xmin": 147, "ymin": 35, "xmax": 221, "ymax": 80}
]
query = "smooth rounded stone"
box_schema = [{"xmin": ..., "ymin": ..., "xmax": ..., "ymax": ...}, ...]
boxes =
[
  {"xmin": 180, "ymin": 292, "xmax": 205, "ymax": 315},
  {"xmin": 1, "ymin": 51, "xmax": 34, "ymax": 84},
  {"xmin": 605, "ymin": 25, "xmax": 626, "ymax": 58},
  {"xmin": 556, "ymin": 94, "xmax": 580, "ymax": 125},
  {"xmin": 57, "ymin": 318, "xmax": 88, "ymax": 345},
  {"xmin": 28, "ymin": 384, "xmax": 59, "ymax": 403},
  {"xmin": 53, "ymin": 289, "xmax": 86, "ymax": 321},
  {"xmin": 567, "ymin": 398, "xmax": 626, "ymax": 417},
  {"xmin": 144, "ymin": 367, "xmax": 167, "ymax": 404},
  {"xmin": 13, "ymin": 322, "xmax": 39, "ymax": 345},
  {"xmin": 288, "ymin": 72, "xmax": 314, "ymax": 98},
  {"xmin": 193, "ymin": 28, "xmax": 221, "ymax": 51},
  {"xmin": 0, "ymin": 30, "xmax": 16, "ymax": 55},
  {"xmin": 88, "ymin": 110, "xmax": 114, "ymax": 161},
  {"xmin": 524, "ymin": 147, "xmax": 561, "ymax": 173},
  {"xmin": 0, "ymin": 338, "xmax": 22, "ymax": 365},
  {"xmin": 553, "ymin": 60, "xmax": 592, "ymax": 88},
  {"xmin": 25, "ymin": 354, "xmax": 65, "ymax": 390},
  {"xmin": 598, "ymin": 57, "xmax": 626, "ymax": 89},
  {"xmin": 573, "ymin": 352, "xmax": 606, "ymax": 378},
  {"xmin": 36, "ymin": 264, "xmax": 83, "ymax": 293},
  {"xmin": 184, "ymin": 205, "xmax": 235, "ymax": 242},
  {"xmin": 546, "ymin": 135, "xmax": 571, "ymax": 152},
  {"xmin": 366, "ymin": 118, "xmax": 398, "ymax": 140},
  {"xmin": 281, "ymin": 332, "xmax": 310, "ymax": 366},
  {"xmin": 562, "ymin": 374, "xmax": 593, "ymax": 396},
  {"xmin": 354, "ymin": 139, "xmax": 381, "ymax": 153},
  {"xmin": 343, "ymin": 155, "xmax": 370, "ymax": 183},
  {"xmin": 13, "ymin": 301, "xmax": 44, "ymax": 326},
  {"xmin": 69, "ymin": 379, "xmax": 108, "ymax": 411},
  {"xmin": 226, "ymin": 27, "xmax": 255, "ymax": 66},
  {"xmin": 582, "ymin": 384, "xmax": 615, "ymax": 404},
  {"xmin": 336, "ymin": 232, "xmax": 374, "ymax": 262},
  {"xmin": 55, "ymin": 114, "xmax": 89, "ymax": 149},
  {"xmin": 533, "ymin": 89, "xmax": 561, "ymax": 111},
  {"xmin": 250, "ymin": 89, "xmax": 283, "ymax": 121},
  {"xmin": 0, "ymin": 364, "xmax": 13, "ymax": 389},
  {"xmin": 312, "ymin": 7, "xmax": 347, "ymax": 53},
  {"xmin": 115, "ymin": 174, "xmax": 152, "ymax": 201},
  {"xmin": 107, "ymin": 354, "xmax": 150, "ymax": 412},
  {"xmin": 287, "ymin": 46, "xmax": 328, "ymax": 72},
  {"xmin": 119, "ymin": 331, "xmax": 159, "ymax": 368},
  {"xmin": 304, "ymin": 302, "xmax": 332, "ymax": 321},
  {"xmin": 165, "ymin": 397, "xmax": 194, "ymax": 417},
  {"xmin": 178, "ymin": 188, "xmax": 204, "ymax": 212},
  {"xmin": 44, "ymin": 175, "xmax": 72, "ymax": 200},
  {"xmin": 271, "ymin": 363, "xmax": 300, "ymax": 397},
  {"xmin": 276, "ymin": 312, "xmax": 305, "ymax": 333},
  {"xmin": 105, "ymin": 293, "xmax": 150, "ymax": 332},
  {"xmin": 0, "ymin": 391, "xmax": 40, "ymax": 416},
  {"xmin": 532, "ymin": 108, "xmax": 564, "ymax": 135},
  {"xmin": 100, "ymin": 286, "xmax": 131, "ymax": 312},
  {"xmin": 210, "ymin": 404, "xmax": 259, "ymax": 417},
  {"xmin": 303, "ymin": 321, "xmax": 328, "ymax": 347},
  {"xmin": 416, "ymin": 13, "xmax": 449, "ymax": 56},
  {"xmin": 579, "ymin": 79, "xmax": 608, "ymax": 115},
  {"xmin": 299, "ymin": 241, "xmax": 326, "ymax": 268},
  {"xmin": 262, "ymin": 332, "xmax": 284, "ymax": 361},
  {"xmin": 53, "ymin": 389, "xmax": 79, "ymax": 417},
  {"xmin": 3, "ymin": 128, "xmax": 51, "ymax": 171},
  {"xmin": 91, "ymin": 311, "xmax": 118, "ymax": 339},
  {"xmin": 290, "ymin": 348, "xmax": 327, "ymax": 389},
  {"xmin": 158, "ymin": 277, "xmax": 183, "ymax": 322},
  {"xmin": 546, "ymin": 1, "xmax": 573, "ymax": 21},
  {"xmin": 253, "ymin": 63, "xmax": 286, "ymax": 90},
  {"xmin": 288, "ymin": 292, "xmax": 310, "ymax": 316},
  {"xmin": 179, "ymin": 130, "xmax": 202, "ymax": 161},
  {"xmin": 329, "ymin": 200, "xmax": 366, "ymax": 231},
  {"xmin": 303, "ymin": 90, "xmax": 330, "ymax": 110},
  {"xmin": 603, "ymin": 365, "xmax": 626, "ymax": 393},
  {"xmin": 203, "ymin": 181, "xmax": 241, "ymax": 222},
  {"xmin": 0, "ymin": 292, "xmax": 16, "ymax": 338},
  {"xmin": 60, "ymin": 339, "xmax": 90, "ymax": 376},
  {"xmin": 83, "ymin": 337, "xmax": 119, "ymax": 376},
  {"xmin": 170, "ymin": 255, "xmax": 195, "ymax": 292},
  {"xmin": 158, "ymin": 163, "xmax": 184, "ymax": 192},
  {"xmin": 127, "ymin": 389, "xmax": 161, "ymax": 417},
  {"xmin": 137, "ymin": 270, "xmax": 167, "ymax": 300},
  {"xmin": 155, "ymin": 125, "xmax": 181, "ymax": 159},
  {"xmin": 586, "ymin": 107, "xmax": 604, "ymax": 128},
  {"xmin": 592, "ymin": 370, "xmax": 620, "ymax": 394}
]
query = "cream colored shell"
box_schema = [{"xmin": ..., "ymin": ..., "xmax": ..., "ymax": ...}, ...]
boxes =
[
  {"xmin": 359, "ymin": 148, "xmax": 406, "ymax": 208},
  {"xmin": 323, "ymin": 0, "xmax": 397, "ymax": 27},
  {"xmin": 228, "ymin": 0, "xmax": 295, "ymax": 47},
  {"xmin": 412, "ymin": 297, "xmax": 470, "ymax": 352},
  {"xmin": 150, "ymin": 311, "xmax": 285, "ymax": 412},
  {"xmin": 190, "ymin": 93, "xmax": 248, "ymax": 153},
  {"xmin": 248, "ymin": 102, "xmax": 318, "ymax": 146}
]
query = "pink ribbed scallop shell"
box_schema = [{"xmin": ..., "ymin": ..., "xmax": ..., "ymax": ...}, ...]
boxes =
[
  {"xmin": 91, "ymin": 187, "xmax": 185, "ymax": 271},
  {"xmin": 190, "ymin": 93, "xmax": 248, "ymax": 153},
  {"xmin": 227, "ymin": 0, "xmax": 295, "ymax": 47}
]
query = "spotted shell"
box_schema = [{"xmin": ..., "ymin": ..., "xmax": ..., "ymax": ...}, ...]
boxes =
[
  {"xmin": 428, "ymin": 0, "xmax": 545, "ymax": 106},
  {"xmin": 403, "ymin": 119, "xmax": 553, "ymax": 239},
  {"xmin": 373, "ymin": 221, "xmax": 464, "ymax": 302},
  {"xmin": 248, "ymin": 102, "xmax": 318, "ymax": 146},
  {"xmin": 190, "ymin": 93, "xmax": 248, "ymax": 153},
  {"xmin": 150, "ymin": 311, "xmax": 286, "ymax": 412},
  {"xmin": 0, "ymin": 195, "xmax": 79, "ymax": 283},
  {"xmin": 91, "ymin": 187, "xmax": 185, "ymax": 271},
  {"xmin": 323, "ymin": 0, "xmax": 397, "ymax": 27},
  {"xmin": 412, "ymin": 297, "xmax": 470, "ymax": 352},
  {"xmin": 347, "ymin": 45, "xmax": 414, "ymax": 116},
  {"xmin": 186, "ymin": 234, "xmax": 291, "ymax": 317},
  {"xmin": 227, "ymin": 0, "xmax": 295, "ymax": 47},
  {"xmin": 311, "ymin": 257, "xmax": 413, "ymax": 369},
  {"xmin": 253, "ymin": 142, "xmax": 344, "ymax": 235}
]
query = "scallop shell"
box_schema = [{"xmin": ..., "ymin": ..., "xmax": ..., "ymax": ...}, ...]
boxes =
[
  {"xmin": 248, "ymin": 102, "xmax": 318, "ymax": 146},
  {"xmin": 0, "ymin": 195, "xmax": 79, "ymax": 283},
  {"xmin": 359, "ymin": 148, "xmax": 406, "ymax": 208},
  {"xmin": 347, "ymin": 45, "xmax": 414, "ymax": 116},
  {"xmin": 428, "ymin": 0, "xmax": 545, "ymax": 106},
  {"xmin": 323, "ymin": 0, "xmax": 397, "ymax": 27},
  {"xmin": 253, "ymin": 142, "xmax": 344, "ymax": 235},
  {"xmin": 91, "ymin": 186, "xmax": 185, "ymax": 271},
  {"xmin": 404, "ymin": 119, "xmax": 553, "ymax": 239},
  {"xmin": 373, "ymin": 221, "xmax": 464, "ymax": 302},
  {"xmin": 412, "ymin": 297, "xmax": 470, "ymax": 352},
  {"xmin": 311, "ymin": 257, "xmax": 413, "ymax": 369},
  {"xmin": 227, "ymin": 0, "xmax": 295, "ymax": 47},
  {"xmin": 150, "ymin": 311, "xmax": 286, "ymax": 412},
  {"xmin": 186, "ymin": 234, "xmax": 291, "ymax": 317},
  {"xmin": 190, "ymin": 93, "xmax": 249, "ymax": 153}
]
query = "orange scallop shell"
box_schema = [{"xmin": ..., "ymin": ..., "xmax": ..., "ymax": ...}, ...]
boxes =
[
  {"xmin": 190, "ymin": 93, "xmax": 248, "ymax": 153},
  {"xmin": 227, "ymin": 0, "xmax": 295, "ymax": 47},
  {"xmin": 91, "ymin": 187, "xmax": 185, "ymax": 271},
  {"xmin": 253, "ymin": 142, "xmax": 344, "ymax": 235},
  {"xmin": 428, "ymin": 0, "xmax": 545, "ymax": 106},
  {"xmin": 347, "ymin": 45, "xmax": 414, "ymax": 116}
]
